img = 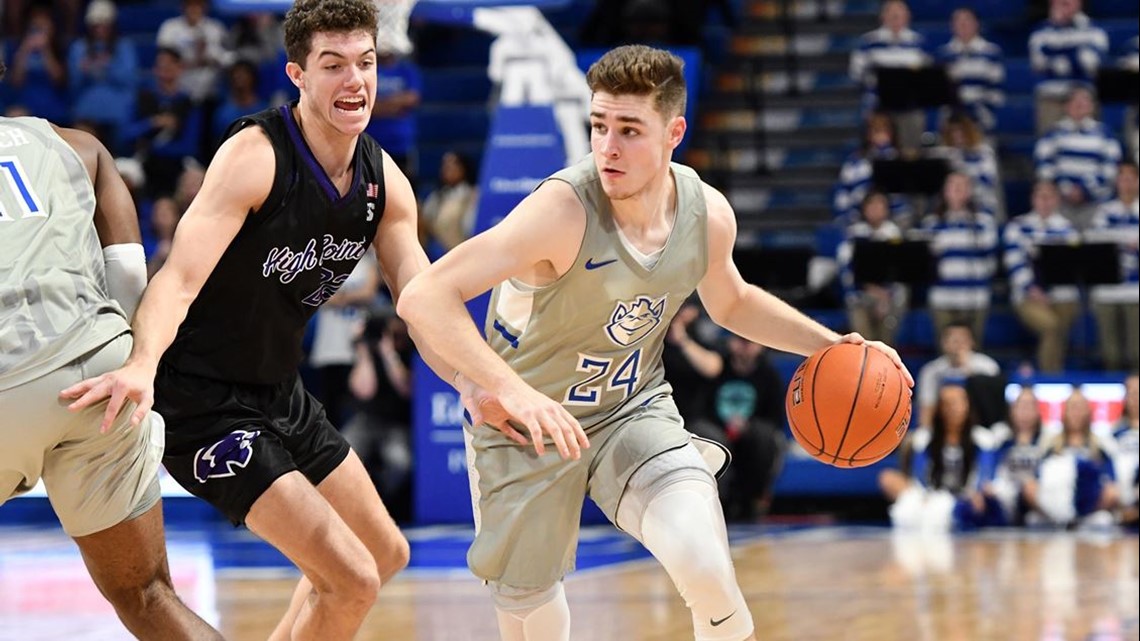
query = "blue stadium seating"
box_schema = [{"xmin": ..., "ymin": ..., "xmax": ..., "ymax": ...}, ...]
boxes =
[
  {"xmin": 421, "ymin": 67, "xmax": 492, "ymax": 104},
  {"xmin": 993, "ymin": 96, "xmax": 1037, "ymax": 135},
  {"xmin": 908, "ymin": 0, "xmax": 1026, "ymax": 22},
  {"xmin": 1089, "ymin": 0, "xmax": 1140, "ymax": 17},
  {"xmin": 1003, "ymin": 58, "xmax": 1036, "ymax": 94},
  {"xmin": 115, "ymin": 5, "xmax": 180, "ymax": 35}
]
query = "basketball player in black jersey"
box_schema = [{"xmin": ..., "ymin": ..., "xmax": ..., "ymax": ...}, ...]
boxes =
[{"xmin": 61, "ymin": 1, "xmax": 447, "ymax": 638}]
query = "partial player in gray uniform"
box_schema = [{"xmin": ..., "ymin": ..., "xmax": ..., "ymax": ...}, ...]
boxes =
[
  {"xmin": 400, "ymin": 45, "xmax": 914, "ymax": 641},
  {"xmin": 0, "ymin": 61, "xmax": 222, "ymax": 640}
]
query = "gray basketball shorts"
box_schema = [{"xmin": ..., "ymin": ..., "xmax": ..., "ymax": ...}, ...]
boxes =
[
  {"xmin": 0, "ymin": 333, "xmax": 164, "ymax": 537},
  {"xmin": 463, "ymin": 393, "xmax": 697, "ymax": 590}
]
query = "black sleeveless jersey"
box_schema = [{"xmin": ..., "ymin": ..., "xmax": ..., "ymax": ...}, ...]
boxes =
[{"xmin": 162, "ymin": 102, "xmax": 386, "ymax": 384}]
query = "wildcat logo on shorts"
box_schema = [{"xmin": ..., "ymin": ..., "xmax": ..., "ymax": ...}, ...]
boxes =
[
  {"xmin": 605, "ymin": 295, "xmax": 666, "ymax": 347},
  {"xmin": 193, "ymin": 429, "xmax": 261, "ymax": 483}
]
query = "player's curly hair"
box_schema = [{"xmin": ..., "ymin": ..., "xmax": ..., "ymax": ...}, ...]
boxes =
[
  {"xmin": 283, "ymin": 0, "xmax": 379, "ymax": 68},
  {"xmin": 585, "ymin": 45, "xmax": 687, "ymax": 119}
]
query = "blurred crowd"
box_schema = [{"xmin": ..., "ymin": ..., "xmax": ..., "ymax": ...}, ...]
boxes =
[{"xmin": 832, "ymin": 0, "xmax": 1138, "ymax": 376}]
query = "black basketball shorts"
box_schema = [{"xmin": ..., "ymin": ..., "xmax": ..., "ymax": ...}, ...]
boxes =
[{"xmin": 155, "ymin": 363, "xmax": 351, "ymax": 525}]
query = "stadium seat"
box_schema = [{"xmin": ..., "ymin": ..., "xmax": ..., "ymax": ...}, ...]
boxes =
[
  {"xmin": 994, "ymin": 96, "xmax": 1037, "ymax": 135},
  {"xmin": 1003, "ymin": 58, "xmax": 1036, "ymax": 95},
  {"xmin": 115, "ymin": 5, "xmax": 180, "ymax": 37},
  {"xmin": 1089, "ymin": 0, "xmax": 1140, "ymax": 17}
]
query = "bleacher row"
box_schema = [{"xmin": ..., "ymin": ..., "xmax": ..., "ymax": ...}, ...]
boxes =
[
  {"xmin": 3, "ymin": 0, "xmax": 1134, "ymax": 203},
  {"xmin": 2, "ymin": 0, "xmax": 1130, "ymax": 364}
]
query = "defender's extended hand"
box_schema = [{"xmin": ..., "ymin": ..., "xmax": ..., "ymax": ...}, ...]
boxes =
[
  {"xmin": 458, "ymin": 375, "xmax": 590, "ymax": 460},
  {"xmin": 60, "ymin": 362, "xmax": 155, "ymax": 433}
]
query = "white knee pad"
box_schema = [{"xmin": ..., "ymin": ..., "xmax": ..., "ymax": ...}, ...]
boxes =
[
  {"xmin": 616, "ymin": 445, "xmax": 755, "ymax": 641},
  {"xmin": 489, "ymin": 581, "xmax": 570, "ymax": 641}
]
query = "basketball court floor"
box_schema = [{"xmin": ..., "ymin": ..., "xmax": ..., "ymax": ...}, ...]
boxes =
[{"xmin": 1, "ymin": 520, "xmax": 1136, "ymax": 641}]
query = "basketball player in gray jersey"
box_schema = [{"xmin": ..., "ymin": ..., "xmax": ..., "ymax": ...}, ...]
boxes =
[
  {"xmin": 400, "ymin": 45, "xmax": 914, "ymax": 641},
  {"xmin": 0, "ymin": 62, "xmax": 222, "ymax": 639}
]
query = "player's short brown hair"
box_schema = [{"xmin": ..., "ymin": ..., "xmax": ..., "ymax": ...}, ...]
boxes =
[
  {"xmin": 585, "ymin": 45, "xmax": 687, "ymax": 120},
  {"xmin": 283, "ymin": 0, "xmax": 378, "ymax": 68}
]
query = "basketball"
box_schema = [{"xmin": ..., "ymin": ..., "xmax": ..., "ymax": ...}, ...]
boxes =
[{"xmin": 785, "ymin": 343, "xmax": 912, "ymax": 468}]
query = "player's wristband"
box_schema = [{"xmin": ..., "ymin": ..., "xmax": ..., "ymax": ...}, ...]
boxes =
[{"xmin": 103, "ymin": 243, "xmax": 147, "ymax": 320}]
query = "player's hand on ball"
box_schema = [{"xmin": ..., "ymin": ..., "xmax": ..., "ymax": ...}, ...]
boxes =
[{"xmin": 836, "ymin": 332, "xmax": 914, "ymax": 388}]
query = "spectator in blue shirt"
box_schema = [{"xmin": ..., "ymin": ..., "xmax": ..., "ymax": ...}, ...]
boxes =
[
  {"xmin": 365, "ymin": 47, "xmax": 422, "ymax": 186},
  {"xmin": 210, "ymin": 59, "xmax": 267, "ymax": 149},
  {"xmin": 5, "ymin": 2, "xmax": 68, "ymax": 124},
  {"xmin": 936, "ymin": 8, "xmax": 1004, "ymax": 134},
  {"xmin": 68, "ymin": 0, "xmax": 138, "ymax": 146},
  {"xmin": 1028, "ymin": 0, "xmax": 1108, "ymax": 134},
  {"xmin": 121, "ymin": 47, "xmax": 203, "ymax": 197}
]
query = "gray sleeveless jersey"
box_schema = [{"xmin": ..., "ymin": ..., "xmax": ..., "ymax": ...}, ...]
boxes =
[
  {"xmin": 484, "ymin": 158, "xmax": 708, "ymax": 433},
  {"xmin": 0, "ymin": 116, "xmax": 128, "ymax": 391}
]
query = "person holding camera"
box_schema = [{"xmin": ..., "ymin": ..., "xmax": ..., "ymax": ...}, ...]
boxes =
[{"xmin": 344, "ymin": 311, "xmax": 415, "ymax": 522}]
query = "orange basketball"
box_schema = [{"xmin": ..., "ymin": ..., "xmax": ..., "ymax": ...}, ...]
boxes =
[{"xmin": 785, "ymin": 342, "xmax": 912, "ymax": 468}]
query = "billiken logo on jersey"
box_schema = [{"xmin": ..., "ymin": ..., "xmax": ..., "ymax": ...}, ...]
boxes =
[
  {"xmin": 605, "ymin": 295, "xmax": 667, "ymax": 347},
  {"xmin": 262, "ymin": 234, "xmax": 368, "ymax": 284}
]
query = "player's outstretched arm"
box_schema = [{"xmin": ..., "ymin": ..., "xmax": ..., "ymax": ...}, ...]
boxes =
[
  {"xmin": 369, "ymin": 150, "xmax": 525, "ymax": 441},
  {"xmin": 369, "ymin": 151, "xmax": 477, "ymax": 390},
  {"xmin": 61, "ymin": 126, "xmax": 274, "ymax": 430},
  {"xmin": 397, "ymin": 180, "xmax": 590, "ymax": 459},
  {"xmin": 696, "ymin": 183, "xmax": 913, "ymax": 386}
]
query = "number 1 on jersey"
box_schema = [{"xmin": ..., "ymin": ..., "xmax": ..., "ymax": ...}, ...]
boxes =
[{"xmin": 0, "ymin": 157, "xmax": 45, "ymax": 222}]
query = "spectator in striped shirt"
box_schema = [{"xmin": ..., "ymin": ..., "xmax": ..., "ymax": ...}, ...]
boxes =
[
  {"xmin": 936, "ymin": 8, "xmax": 1004, "ymax": 134},
  {"xmin": 1028, "ymin": 0, "xmax": 1108, "ymax": 134},
  {"xmin": 918, "ymin": 172, "xmax": 998, "ymax": 343},
  {"xmin": 833, "ymin": 112, "xmax": 910, "ymax": 224},
  {"xmin": 837, "ymin": 192, "xmax": 908, "ymax": 344},
  {"xmin": 1087, "ymin": 162, "xmax": 1139, "ymax": 372},
  {"xmin": 1035, "ymin": 87, "xmax": 1122, "ymax": 229},
  {"xmin": 849, "ymin": 0, "xmax": 929, "ymax": 151},
  {"xmin": 1004, "ymin": 181, "xmax": 1082, "ymax": 373},
  {"xmin": 938, "ymin": 113, "xmax": 1003, "ymax": 220},
  {"xmin": 1121, "ymin": 35, "xmax": 1139, "ymax": 165},
  {"xmin": 1124, "ymin": 35, "xmax": 1140, "ymax": 70}
]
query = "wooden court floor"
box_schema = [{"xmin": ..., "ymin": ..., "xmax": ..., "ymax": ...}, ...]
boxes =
[{"xmin": 214, "ymin": 528, "xmax": 1140, "ymax": 641}]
